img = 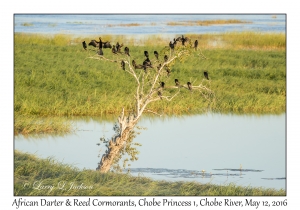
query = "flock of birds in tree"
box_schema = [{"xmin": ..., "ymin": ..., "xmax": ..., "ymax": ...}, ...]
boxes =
[{"xmin": 82, "ymin": 35, "xmax": 209, "ymax": 97}]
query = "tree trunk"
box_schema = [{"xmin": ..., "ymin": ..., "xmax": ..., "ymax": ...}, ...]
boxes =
[{"xmin": 97, "ymin": 109, "xmax": 137, "ymax": 173}]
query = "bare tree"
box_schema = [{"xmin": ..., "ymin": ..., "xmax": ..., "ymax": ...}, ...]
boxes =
[{"xmin": 88, "ymin": 41, "xmax": 214, "ymax": 173}]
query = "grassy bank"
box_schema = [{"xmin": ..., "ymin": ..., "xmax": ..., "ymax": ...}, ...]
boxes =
[
  {"xmin": 14, "ymin": 33, "xmax": 286, "ymax": 134},
  {"xmin": 14, "ymin": 151, "xmax": 286, "ymax": 196}
]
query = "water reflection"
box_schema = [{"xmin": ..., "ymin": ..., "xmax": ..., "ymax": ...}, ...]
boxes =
[{"xmin": 14, "ymin": 113, "xmax": 285, "ymax": 190}]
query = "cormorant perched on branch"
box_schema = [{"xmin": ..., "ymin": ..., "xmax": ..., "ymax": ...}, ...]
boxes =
[
  {"xmin": 112, "ymin": 45, "xmax": 117, "ymax": 54},
  {"xmin": 164, "ymin": 55, "xmax": 168, "ymax": 62},
  {"xmin": 82, "ymin": 41, "xmax": 87, "ymax": 50},
  {"xmin": 173, "ymin": 38, "xmax": 177, "ymax": 46},
  {"xmin": 143, "ymin": 57, "xmax": 153, "ymax": 69},
  {"xmin": 144, "ymin": 51, "xmax": 149, "ymax": 58},
  {"xmin": 143, "ymin": 65, "xmax": 148, "ymax": 73},
  {"xmin": 121, "ymin": 60, "xmax": 125, "ymax": 71},
  {"xmin": 124, "ymin": 47, "xmax": 130, "ymax": 56},
  {"xmin": 165, "ymin": 66, "xmax": 170, "ymax": 77},
  {"xmin": 160, "ymin": 81, "xmax": 165, "ymax": 88},
  {"xmin": 102, "ymin": 41, "xmax": 112, "ymax": 48},
  {"xmin": 194, "ymin": 40, "xmax": 198, "ymax": 50},
  {"xmin": 175, "ymin": 79, "xmax": 180, "ymax": 87},
  {"xmin": 181, "ymin": 35, "xmax": 189, "ymax": 46},
  {"xmin": 98, "ymin": 37, "xmax": 111, "ymax": 49},
  {"xmin": 175, "ymin": 36, "xmax": 182, "ymax": 42},
  {"xmin": 98, "ymin": 48, "xmax": 103, "ymax": 56},
  {"xmin": 117, "ymin": 43, "xmax": 123, "ymax": 53},
  {"xmin": 187, "ymin": 82, "xmax": 192, "ymax": 90},
  {"xmin": 157, "ymin": 63, "xmax": 162, "ymax": 70},
  {"xmin": 154, "ymin": 51, "xmax": 159, "ymax": 60},
  {"xmin": 204, "ymin": 71, "xmax": 209, "ymax": 80},
  {"xmin": 116, "ymin": 42, "xmax": 120, "ymax": 52},
  {"xmin": 169, "ymin": 41, "xmax": 175, "ymax": 50},
  {"xmin": 98, "ymin": 38, "xmax": 103, "ymax": 55},
  {"xmin": 132, "ymin": 60, "xmax": 143, "ymax": 69},
  {"xmin": 99, "ymin": 38, "xmax": 103, "ymax": 49},
  {"xmin": 88, "ymin": 40, "xmax": 99, "ymax": 48}
]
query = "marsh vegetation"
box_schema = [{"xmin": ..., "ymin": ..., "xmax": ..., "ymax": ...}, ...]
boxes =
[
  {"xmin": 14, "ymin": 32, "xmax": 285, "ymax": 135},
  {"xmin": 14, "ymin": 151, "xmax": 286, "ymax": 196}
]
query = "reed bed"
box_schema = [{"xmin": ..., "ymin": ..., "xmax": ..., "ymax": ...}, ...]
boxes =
[
  {"xmin": 14, "ymin": 33, "xmax": 286, "ymax": 134},
  {"xmin": 167, "ymin": 19, "xmax": 252, "ymax": 26}
]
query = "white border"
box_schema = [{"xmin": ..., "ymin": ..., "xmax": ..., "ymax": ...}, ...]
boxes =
[{"xmin": 2, "ymin": 0, "xmax": 298, "ymax": 209}]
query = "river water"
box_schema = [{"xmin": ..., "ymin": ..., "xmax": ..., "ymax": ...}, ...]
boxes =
[
  {"xmin": 14, "ymin": 14, "xmax": 285, "ymax": 36},
  {"xmin": 15, "ymin": 113, "xmax": 286, "ymax": 190}
]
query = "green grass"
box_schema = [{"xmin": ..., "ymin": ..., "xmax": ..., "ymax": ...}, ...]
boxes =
[
  {"xmin": 14, "ymin": 115, "xmax": 72, "ymax": 135},
  {"xmin": 14, "ymin": 33, "xmax": 286, "ymax": 134},
  {"xmin": 187, "ymin": 32, "xmax": 285, "ymax": 50},
  {"xmin": 14, "ymin": 150, "xmax": 286, "ymax": 196}
]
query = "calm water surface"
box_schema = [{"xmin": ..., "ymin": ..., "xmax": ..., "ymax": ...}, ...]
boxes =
[
  {"xmin": 15, "ymin": 113, "xmax": 286, "ymax": 190},
  {"xmin": 14, "ymin": 14, "xmax": 285, "ymax": 36}
]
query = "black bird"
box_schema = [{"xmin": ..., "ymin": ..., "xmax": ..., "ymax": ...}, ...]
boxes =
[
  {"xmin": 102, "ymin": 41, "xmax": 112, "ymax": 48},
  {"xmin": 132, "ymin": 60, "xmax": 143, "ymax": 69},
  {"xmin": 143, "ymin": 65, "xmax": 147, "ymax": 73},
  {"xmin": 181, "ymin": 35, "xmax": 185, "ymax": 45},
  {"xmin": 88, "ymin": 40, "xmax": 99, "ymax": 48},
  {"xmin": 194, "ymin": 40, "xmax": 198, "ymax": 50},
  {"xmin": 143, "ymin": 57, "xmax": 153, "ymax": 69},
  {"xmin": 175, "ymin": 79, "xmax": 180, "ymax": 87},
  {"xmin": 144, "ymin": 51, "xmax": 149, "ymax": 58},
  {"xmin": 164, "ymin": 55, "xmax": 168, "ymax": 62},
  {"xmin": 124, "ymin": 47, "xmax": 130, "ymax": 56},
  {"xmin": 99, "ymin": 38, "xmax": 103, "ymax": 49},
  {"xmin": 157, "ymin": 63, "xmax": 162, "ymax": 70},
  {"xmin": 121, "ymin": 60, "xmax": 125, "ymax": 70},
  {"xmin": 98, "ymin": 48, "xmax": 103, "ymax": 56},
  {"xmin": 181, "ymin": 35, "xmax": 189, "ymax": 46},
  {"xmin": 160, "ymin": 81, "xmax": 165, "ymax": 88},
  {"xmin": 176, "ymin": 36, "xmax": 182, "ymax": 42},
  {"xmin": 117, "ymin": 43, "xmax": 123, "ymax": 53},
  {"xmin": 82, "ymin": 41, "xmax": 87, "ymax": 50},
  {"xmin": 165, "ymin": 66, "xmax": 170, "ymax": 77},
  {"xmin": 204, "ymin": 71, "xmax": 209, "ymax": 80},
  {"xmin": 112, "ymin": 45, "xmax": 117, "ymax": 54},
  {"xmin": 158, "ymin": 91, "xmax": 162, "ymax": 100},
  {"xmin": 169, "ymin": 41, "xmax": 175, "ymax": 50},
  {"xmin": 173, "ymin": 38, "xmax": 177, "ymax": 46},
  {"xmin": 99, "ymin": 37, "xmax": 112, "ymax": 48},
  {"xmin": 116, "ymin": 42, "xmax": 120, "ymax": 52},
  {"xmin": 154, "ymin": 51, "xmax": 159, "ymax": 60},
  {"xmin": 187, "ymin": 82, "xmax": 192, "ymax": 90}
]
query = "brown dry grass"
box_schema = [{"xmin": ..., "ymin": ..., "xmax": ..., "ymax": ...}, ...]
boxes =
[{"xmin": 167, "ymin": 19, "xmax": 252, "ymax": 26}]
